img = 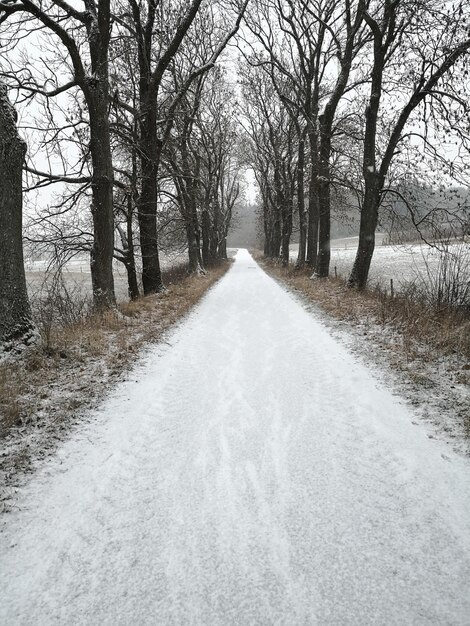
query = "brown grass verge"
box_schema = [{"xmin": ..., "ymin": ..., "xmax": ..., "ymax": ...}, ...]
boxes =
[
  {"xmin": 0, "ymin": 261, "xmax": 232, "ymax": 498},
  {"xmin": 255, "ymin": 252, "xmax": 470, "ymax": 440}
]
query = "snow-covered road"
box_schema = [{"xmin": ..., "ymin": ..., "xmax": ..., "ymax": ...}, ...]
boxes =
[{"xmin": 2, "ymin": 249, "xmax": 470, "ymax": 625}]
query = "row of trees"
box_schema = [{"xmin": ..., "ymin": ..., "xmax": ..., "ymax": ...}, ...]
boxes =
[
  {"xmin": 0, "ymin": 0, "xmax": 247, "ymax": 348},
  {"xmin": 1, "ymin": 0, "xmax": 469, "ymax": 349},
  {"xmin": 240, "ymin": 0, "xmax": 470, "ymax": 286}
]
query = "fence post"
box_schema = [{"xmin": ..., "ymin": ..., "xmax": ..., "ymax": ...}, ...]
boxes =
[{"xmin": 390, "ymin": 278, "xmax": 394, "ymax": 299}]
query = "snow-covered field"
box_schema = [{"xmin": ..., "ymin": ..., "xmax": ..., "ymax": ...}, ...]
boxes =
[
  {"xmin": 24, "ymin": 238, "xmax": 469, "ymax": 305},
  {"xmin": 291, "ymin": 236, "xmax": 470, "ymax": 294},
  {"xmin": 25, "ymin": 251, "xmax": 188, "ymax": 303},
  {"xmin": 2, "ymin": 250, "xmax": 469, "ymax": 625}
]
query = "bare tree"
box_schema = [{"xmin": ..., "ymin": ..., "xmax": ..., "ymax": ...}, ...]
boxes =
[
  {"xmin": 121, "ymin": 0, "xmax": 204, "ymax": 292},
  {"xmin": 116, "ymin": 0, "xmax": 248, "ymax": 291},
  {"xmin": 0, "ymin": 0, "xmax": 116, "ymax": 310},
  {"xmin": 0, "ymin": 84, "xmax": 37, "ymax": 350},
  {"xmin": 240, "ymin": 63, "xmax": 297, "ymax": 264},
  {"xmin": 187, "ymin": 71, "xmax": 242, "ymax": 265},
  {"xmin": 315, "ymin": 0, "xmax": 365, "ymax": 277},
  {"xmin": 243, "ymin": 0, "xmax": 336, "ymax": 267},
  {"xmin": 348, "ymin": 0, "xmax": 470, "ymax": 288}
]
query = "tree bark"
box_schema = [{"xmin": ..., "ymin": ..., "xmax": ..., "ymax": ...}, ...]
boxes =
[
  {"xmin": 272, "ymin": 214, "xmax": 282, "ymax": 258},
  {"xmin": 316, "ymin": 118, "xmax": 331, "ymax": 277},
  {"xmin": 119, "ymin": 199, "xmax": 140, "ymax": 301},
  {"xmin": 186, "ymin": 220, "xmax": 201, "ymax": 273},
  {"xmin": 347, "ymin": 4, "xmax": 394, "ymax": 289},
  {"xmin": 0, "ymin": 85, "xmax": 37, "ymax": 349},
  {"xmin": 125, "ymin": 260, "xmax": 140, "ymax": 301},
  {"xmin": 296, "ymin": 137, "xmax": 307, "ymax": 268},
  {"xmin": 210, "ymin": 194, "xmax": 221, "ymax": 261},
  {"xmin": 137, "ymin": 97, "xmax": 164, "ymax": 294},
  {"xmin": 80, "ymin": 1, "xmax": 116, "ymax": 311},
  {"xmin": 348, "ymin": 172, "xmax": 384, "ymax": 289},
  {"xmin": 306, "ymin": 130, "xmax": 319, "ymax": 268},
  {"xmin": 201, "ymin": 209, "xmax": 211, "ymax": 267},
  {"xmin": 281, "ymin": 195, "xmax": 293, "ymax": 267},
  {"xmin": 85, "ymin": 78, "xmax": 116, "ymax": 309},
  {"xmin": 218, "ymin": 237, "xmax": 227, "ymax": 259},
  {"xmin": 316, "ymin": 0, "xmax": 362, "ymax": 278}
]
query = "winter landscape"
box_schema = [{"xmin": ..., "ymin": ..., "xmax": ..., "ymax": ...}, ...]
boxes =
[{"xmin": 1, "ymin": 0, "xmax": 470, "ymax": 624}]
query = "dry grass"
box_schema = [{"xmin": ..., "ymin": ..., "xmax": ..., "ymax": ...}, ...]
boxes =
[
  {"xmin": 255, "ymin": 253, "xmax": 470, "ymax": 384},
  {"xmin": 256, "ymin": 252, "xmax": 470, "ymax": 449},
  {"xmin": 0, "ymin": 261, "xmax": 232, "ymax": 494},
  {"xmin": 256, "ymin": 255, "xmax": 470, "ymax": 416}
]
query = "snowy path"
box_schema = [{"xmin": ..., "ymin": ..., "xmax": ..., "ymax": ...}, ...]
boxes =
[{"xmin": 1, "ymin": 249, "xmax": 470, "ymax": 625}]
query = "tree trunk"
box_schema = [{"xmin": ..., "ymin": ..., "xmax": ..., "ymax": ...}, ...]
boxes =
[
  {"xmin": 281, "ymin": 198, "xmax": 293, "ymax": 267},
  {"xmin": 186, "ymin": 220, "xmax": 201, "ymax": 273},
  {"xmin": 272, "ymin": 215, "xmax": 282, "ymax": 258},
  {"xmin": 348, "ymin": 172, "xmax": 383, "ymax": 289},
  {"xmin": 85, "ymin": 78, "xmax": 116, "ymax": 310},
  {"xmin": 263, "ymin": 205, "xmax": 270, "ymax": 256},
  {"xmin": 125, "ymin": 203, "xmax": 140, "ymax": 300},
  {"xmin": 210, "ymin": 197, "xmax": 220, "ymax": 260},
  {"xmin": 137, "ymin": 104, "xmax": 164, "ymax": 294},
  {"xmin": 219, "ymin": 237, "xmax": 227, "ymax": 259},
  {"xmin": 125, "ymin": 163, "xmax": 140, "ymax": 301},
  {"xmin": 201, "ymin": 209, "xmax": 211, "ymax": 267},
  {"xmin": 210, "ymin": 224, "xmax": 218, "ymax": 262},
  {"xmin": 316, "ymin": 119, "xmax": 331, "ymax": 277},
  {"xmin": 185, "ymin": 191, "xmax": 203, "ymax": 274},
  {"xmin": 347, "ymin": 20, "xmax": 387, "ymax": 290},
  {"xmin": 81, "ymin": 5, "xmax": 117, "ymax": 311},
  {"xmin": 306, "ymin": 130, "xmax": 319, "ymax": 268},
  {"xmin": 0, "ymin": 86, "xmax": 37, "ymax": 349},
  {"xmin": 125, "ymin": 262, "xmax": 140, "ymax": 301},
  {"xmin": 117, "ymin": 209, "xmax": 140, "ymax": 301},
  {"xmin": 296, "ymin": 137, "xmax": 307, "ymax": 268}
]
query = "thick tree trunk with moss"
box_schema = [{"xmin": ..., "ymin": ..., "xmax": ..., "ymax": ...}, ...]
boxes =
[{"xmin": 0, "ymin": 86, "xmax": 37, "ymax": 350}]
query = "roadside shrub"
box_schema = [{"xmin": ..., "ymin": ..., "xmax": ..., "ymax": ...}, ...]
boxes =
[
  {"xmin": 29, "ymin": 272, "xmax": 91, "ymax": 351},
  {"xmin": 411, "ymin": 242, "xmax": 470, "ymax": 313}
]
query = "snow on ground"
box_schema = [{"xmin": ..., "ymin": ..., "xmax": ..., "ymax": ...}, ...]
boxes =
[
  {"xmin": 290, "ymin": 236, "xmax": 470, "ymax": 293},
  {"xmin": 1, "ymin": 250, "xmax": 470, "ymax": 625}
]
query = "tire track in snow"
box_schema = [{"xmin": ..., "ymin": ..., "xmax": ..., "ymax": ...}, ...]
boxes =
[{"xmin": 1, "ymin": 249, "xmax": 470, "ymax": 625}]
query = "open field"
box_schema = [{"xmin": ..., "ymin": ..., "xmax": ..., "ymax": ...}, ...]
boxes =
[
  {"xmin": 290, "ymin": 236, "xmax": 470, "ymax": 295},
  {"xmin": 25, "ymin": 251, "xmax": 188, "ymax": 303}
]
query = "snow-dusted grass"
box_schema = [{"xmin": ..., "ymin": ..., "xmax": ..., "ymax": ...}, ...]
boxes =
[
  {"xmin": 0, "ymin": 261, "xmax": 232, "ymax": 510},
  {"xmin": 257, "ymin": 253, "xmax": 470, "ymax": 453}
]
